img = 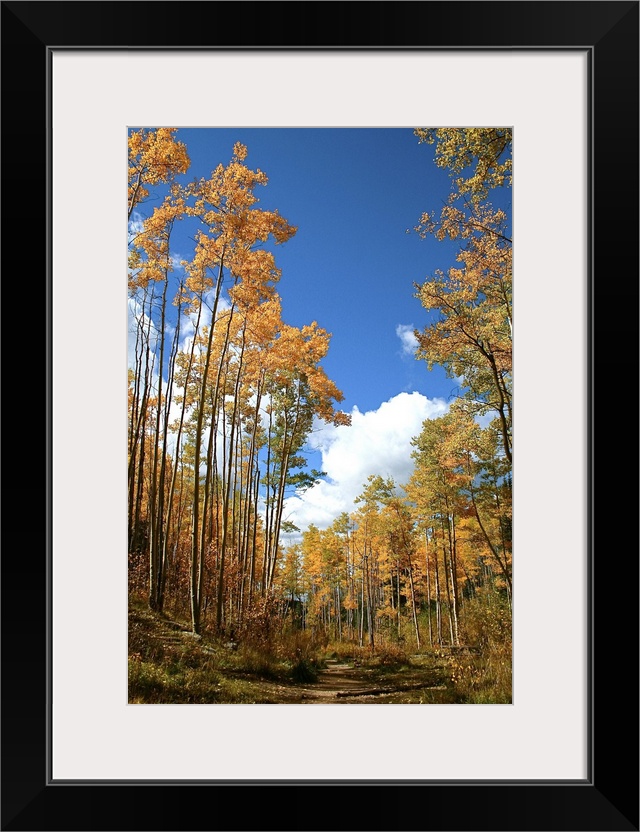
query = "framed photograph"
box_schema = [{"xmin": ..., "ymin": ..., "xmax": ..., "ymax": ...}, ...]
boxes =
[{"xmin": 3, "ymin": 1, "xmax": 638, "ymax": 830}]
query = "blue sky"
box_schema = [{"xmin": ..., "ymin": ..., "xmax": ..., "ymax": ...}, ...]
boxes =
[
  {"xmin": 133, "ymin": 128, "xmax": 463, "ymax": 404},
  {"xmin": 129, "ymin": 127, "xmax": 510, "ymax": 534}
]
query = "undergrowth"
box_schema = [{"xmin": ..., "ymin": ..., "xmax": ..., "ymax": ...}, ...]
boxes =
[{"xmin": 128, "ymin": 594, "xmax": 511, "ymax": 704}]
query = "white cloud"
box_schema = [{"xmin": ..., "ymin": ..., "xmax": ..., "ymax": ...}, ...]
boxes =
[
  {"xmin": 128, "ymin": 294, "xmax": 161, "ymax": 371},
  {"xmin": 395, "ymin": 323, "xmax": 419, "ymax": 356},
  {"xmin": 281, "ymin": 391, "xmax": 448, "ymax": 536},
  {"xmin": 128, "ymin": 211, "xmax": 144, "ymax": 239},
  {"xmin": 475, "ymin": 410, "xmax": 495, "ymax": 429},
  {"xmin": 178, "ymin": 293, "xmax": 232, "ymax": 355}
]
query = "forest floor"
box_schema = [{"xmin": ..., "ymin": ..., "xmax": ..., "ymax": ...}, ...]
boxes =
[
  {"xmin": 128, "ymin": 602, "xmax": 484, "ymax": 704},
  {"xmin": 290, "ymin": 658, "xmax": 449, "ymax": 704}
]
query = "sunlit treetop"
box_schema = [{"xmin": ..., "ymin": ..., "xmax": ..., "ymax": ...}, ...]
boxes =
[
  {"xmin": 414, "ymin": 127, "xmax": 512, "ymax": 203},
  {"xmin": 128, "ymin": 128, "xmax": 190, "ymax": 218}
]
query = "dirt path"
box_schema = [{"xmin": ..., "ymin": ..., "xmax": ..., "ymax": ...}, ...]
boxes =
[
  {"xmin": 298, "ymin": 660, "xmax": 371, "ymax": 702},
  {"xmin": 292, "ymin": 660, "xmax": 444, "ymax": 703}
]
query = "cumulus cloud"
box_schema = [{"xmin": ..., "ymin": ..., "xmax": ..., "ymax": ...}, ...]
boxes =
[
  {"xmin": 179, "ymin": 293, "xmax": 232, "ymax": 355},
  {"xmin": 281, "ymin": 391, "xmax": 448, "ymax": 536},
  {"xmin": 396, "ymin": 323, "xmax": 419, "ymax": 356},
  {"xmin": 128, "ymin": 294, "xmax": 161, "ymax": 370},
  {"xmin": 475, "ymin": 410, "xmax": 495, "ymax": 429},
  {"xmin": 128, "ymin": 211, "xmax": 145, "ymax": 239}
]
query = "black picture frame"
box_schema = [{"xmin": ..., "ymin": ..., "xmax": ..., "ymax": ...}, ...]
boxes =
[{"xmin": 2, "ymin": 2, "xmax": 638, "ymax": 830}]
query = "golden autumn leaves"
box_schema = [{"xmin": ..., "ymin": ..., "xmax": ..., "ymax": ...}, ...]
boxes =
[
  {"xmin": 414, "ymin": 127, "xmax": 512, "ymax": 202},
  {"xmin": 412, "ymin": 127, "xmax": 512, "ymax": 464},
  {"xmin": 128, "ymin": 127, "xmax": 190, "ymax": 220},
  {"xmin": 128, "ymin": 130, "xmax": 350, "ymax": 430},
  {"xmin": 128, "ymin": 130, "xmax": 350, "ymax": 631},
  {"xmin": 127, "ymin": 127, "xmax": 511, "ymax": 663},
  {"xmin": 408, "ymin": 127, "xmax": 512, "ymax": 610}
]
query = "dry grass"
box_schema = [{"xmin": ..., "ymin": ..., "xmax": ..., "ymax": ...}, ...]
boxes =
[{"xmin": 128, "ymin": 593, "xmax": 511, "ymax": 704}]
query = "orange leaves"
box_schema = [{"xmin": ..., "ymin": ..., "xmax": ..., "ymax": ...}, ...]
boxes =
[
  {"xmin": 262, "ymin": 321, "xmax": 348, "ymax": 427},
  {"xmin": 129, "ymin": 135, "xmax": 349, "ymax": 566},
  {"xmin": 177, "ymin": 145, "xmax": 297, "ymax": 328},
  {"xmin": 129, "ymin": 196, "xmax": 185, "ymax": 291},
  {"xmin": 415, "ymin": 127, "xmax": 512, "ymax": 202},
  {"xmin": 128, "ymin": 134, "xmax": 188, "ymax": 290},
  {"xmin": 332, "ymin": 410, "xmax": 352, "ymax": 428},
  {"xmin": 232, "ymin": 142, "xmax": 248, "ymax": 162},
  {"xmin": 262, "ymin": 210, "xmax": 298, "ymax": 245},
  {"xmin": 413, "ymin": 129, "xmax": 512, "ymax": 462},
  {"xmin": 128, "ymin": 128, "xmax": 190, "ymax": 217},
  {"xmin": 140, "ymin": 196, "xmax": 185, "ymax": 238},
  {"xmin": 184, "ymin": 145, "xmax": 277, "ymax": 233}
]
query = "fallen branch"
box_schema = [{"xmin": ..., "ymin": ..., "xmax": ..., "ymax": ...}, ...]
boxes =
[{"xmin": 336, "ymin": 683, "xmax": 446, "ymax": 698}]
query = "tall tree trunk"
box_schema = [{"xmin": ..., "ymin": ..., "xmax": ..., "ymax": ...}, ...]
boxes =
[
  {"xmin": 358, "ymin": 569, "xmax": 365, "ymax": 648},
  {"xmin": 248, "ymin": 465, "xmax": 259, "ymax": 606},
  {"xmin": 445, "ymin": 510, "xmax": 459, "ymax": 646},
  {"xmin": 261, "ymin": 406, "xmax": 273, "ymax": 597},
  {"xmin": 424, "ymin": 531, "xmax": 433, "ymax": 648},
  {"xmin": 394, "ymin": 503, "xmax": 420, "ymax": 649},
  {"xmin": 190, "ymin": 253, "xmax": 226, "ymax": 634},
  {"xmin": 433, "ymin": 535, "xmax": 443, "ymax": 646},
  {"xmin": 161, "ymin": 292, "xmax": 202, "ymax": 614},
  {"xmin": 396, "ymin": 560, "xmax": 401, "ymax": 639},
  {"xmin": 469, "ymin": 485, "xmax": 512, "ymax": 594},
  {"xmin": 217, "ymin": 322, "xmax": 244, "ymax": 631},
  {"xmin": 149, "ymin": 264, "xmax": 170, "ymax": 610},
  {"xmin": 365, "ymin": 552, "xmax": 374, "ymax": 648},
  {"xmin": 156, "ymin": 286, "xmax": 182, "ymax": 612},
  {"xmin": 440, "ymin": 523, "xmax": 455, "ymax": 646},
  {"xmin": 406, "ymin": 556, "xmax": 421, "ymax": 650}
]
